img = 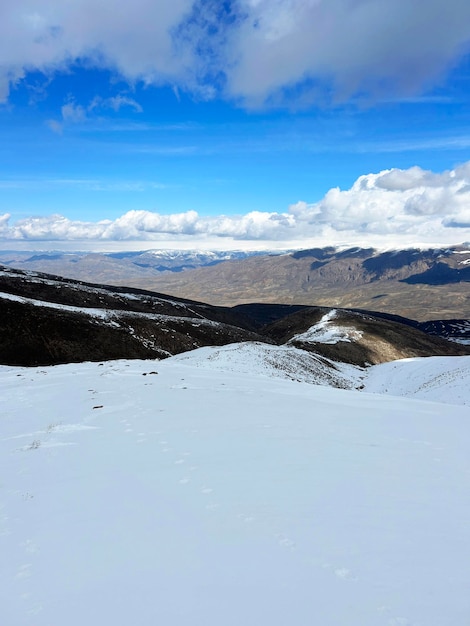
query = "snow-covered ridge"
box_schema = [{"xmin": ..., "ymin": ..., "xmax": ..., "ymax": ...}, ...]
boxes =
[
  {"xmin": 171, "ymin": 342, "xmax": 470, "ymax": 406},
  {"xmin": 142, "ymin": 249, "xmax": 266, "ymax": 261},
  {"xmin": 288, "ymin": 310, "xmax": 363, "ymax": 345},
  {"xmin": 172, "ymin": 342, "xmax": 362, "ymax": 388},
  {"xmin": 0, "ymin": 290, "xmax": 223, "ymax": 328},
  {"xmin": 0, "ymin": 266, "xmax": 190, "ymax": 309}
]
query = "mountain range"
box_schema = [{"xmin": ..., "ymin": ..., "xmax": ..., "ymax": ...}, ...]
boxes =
[
  {"xmin": 1, "ymin": 244, "xmax": 469, "ymax": 320},
  {"xmin": 1, "ymin": 264, "xmax": 468, "ymax": 373}
]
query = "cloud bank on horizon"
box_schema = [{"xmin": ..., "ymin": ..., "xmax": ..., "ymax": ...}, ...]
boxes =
[
  {"xmin": 1, "ymin": 163, "xmax": 470, "ymax": 249},
  {"xmin": 2, "ymin": 0, "xmax": 470, "ymax": 107}
]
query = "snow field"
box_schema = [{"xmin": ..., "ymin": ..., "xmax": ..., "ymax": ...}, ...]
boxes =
[
  {"xmin": 363, "ymin": 355, "xmax": 470, "ymax": 406},
  {"xmin": 1, "ymin": 358, "xmax": 470, "ymax": 625}
]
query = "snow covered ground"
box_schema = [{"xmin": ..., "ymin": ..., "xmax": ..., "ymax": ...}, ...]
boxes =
[
  {"xmin": 363, "ymin": 355, "xmax": 470, "ymax": 406},
  {"xmin": 174, "ymin": 342, "xmax": 470, "ymax": 406},
  {"xmin": 288, "ymin": 309, "xmax": 363, "ymax": 345},
  {"xmin": 172, "ymin": 341, "xmax": 362, "ymax": 388},
  {"xmin": 2, "ymin": 356, "xmax": 470, "ymax": 626}
]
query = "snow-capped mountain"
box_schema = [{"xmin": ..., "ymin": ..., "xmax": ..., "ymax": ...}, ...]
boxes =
[
  {"xmin": 142, "ymin": 244, "xmax": 470, "ymax": 318},
  {"xmin": 0, "ymin": 248, "xmax": 269, "ymax": 283}
]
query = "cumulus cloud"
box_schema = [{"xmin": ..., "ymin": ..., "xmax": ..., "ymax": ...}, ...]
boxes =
[
  {"xmin": 0, "ymin": 0, "xmax": 193, "ymax": 100},
  {"xmin": 1, "ymin": 163, "xmax": 470, "ymax": 249},
  {"xmin": 226, "ymin": 0, "xmax": 470, "ymax": 105},
  {"xmin": 295, "ymin": 163, "xmax": 470, "ymax": 240},
  {"xmin": 1, "ymin": 1, "xmax": 470, "ymax": 106}
]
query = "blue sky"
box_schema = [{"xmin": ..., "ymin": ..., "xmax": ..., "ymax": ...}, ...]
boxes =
[{"xmin": 1, "ymin": 0, "xmax": 470, "ymax": 250}]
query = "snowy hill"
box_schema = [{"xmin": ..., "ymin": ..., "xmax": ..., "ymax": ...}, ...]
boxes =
[
  {"xmin": 172, "ymin": 342, "xmax": 470, "ymax": 405},
  {"xmin": 2, "ymin": 357, "xmax": 470, "ymax": 625},
  {"xmin": 363, "ymin": 355, "xmax": 470, "ymax": 406},
  {"xmin": 172, "ymin": 341, "xmax": 362, "ymax": 388}
]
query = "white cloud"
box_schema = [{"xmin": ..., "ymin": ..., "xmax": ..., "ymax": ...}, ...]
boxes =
[
  {"xmin": 89, "ymin": 95, "xmax": 143, "ymax": 113},
  {"xmin": 0, "ymin": 0, "xmax": 193, "ymax": 100},
  {"xmin": 61, "ymin": 101, "xmax": 87, "ymax": 123},
  {"xmin": 300, "ymin": 163, "xmax": 470, "ymax": 239},
  {"xmin": 1, "ymin": 1, "xmax": 470, "ymax": 106},
  {"xmin": 46, "ymin": 93, "xmax": 144, "ymax": 132},
  {"xmin": 225, "ymin": 0, "xmax": 470, "ymax": 105},
  {"xmin": 1, "ymin": 163, "xmax": 470, "ymax": 249},
  {"xmin": 0, "ymin": 213, "xmax": 11, "ymax": 235}
]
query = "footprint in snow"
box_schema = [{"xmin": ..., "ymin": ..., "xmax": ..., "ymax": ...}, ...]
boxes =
[
  {"xmin": 334, "ymin": 567, "xmax": 357, "ymax": 581},
  {"xmin": 21, "ymin": 539, "xmax": 39, "ymax": 554},
  {"xmin": 15, "ymin": 564, "xmax": 32, "ymax": 580},
  {"xmin": 276, "ymin": 533, "xmax": 296, "ymax": 550},
  {"xmin": 26, "ymin": 603, "xmax": 44, "ymax": 616}
]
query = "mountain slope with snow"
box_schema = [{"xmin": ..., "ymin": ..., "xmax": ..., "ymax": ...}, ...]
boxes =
[
  {"xmin": 363, "ymin": 355, "xmax": 470, "ymax": 406},
  {"xmin": 171, "ymin": 341, "xmax": 362, "ymax": 388},
  {"xmin": 2, "ymin": 264, "xmax": 468, "ymax": 367},
  {"xmin": 168, "ymin": 342, "xmax": 470, "ymax": 406},
  {"xmin": 262, "ymin": 306, "xmax": 469, "ymax": 366},
  {"xmin": 0, "ymin": 265, "xmax": 267, "ymax": 365},
  {"xmin": 1, "ymin": 358, "xmax": 470, "ymax": 626}
]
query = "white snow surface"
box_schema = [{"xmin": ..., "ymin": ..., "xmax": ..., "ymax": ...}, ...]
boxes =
[
  {"xmin": 289, "ymin": 309, "xmax": 363, "ymax": 345},
  {"xmin": 1, "ymin": 357, "xmax": 470, "ymax": 626},
  {"xmin": 172, "ymin": 341, "xmax": 362, "ymax": 388},
  {"xmin": 363, "ymin": 355, "xmax": 470, "ymax": 406}
]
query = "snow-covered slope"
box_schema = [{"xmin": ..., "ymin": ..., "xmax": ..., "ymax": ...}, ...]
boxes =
[
  {"xmin": 172, "ymin": 342, "xmax": 470, "ymax": 405},
  {"xmin": 288, "ymin": 309, "xmax": 363, "ymax": 345},
  {"xmin": 363, "ymin": 355, "xmax": 470, "ymax": 406},
  {"xmin": 2, "ymin": 358, "xmax": 470, "ymax": 626},
  {"xmin": 178, "ymin": 343, "xmax": 470, "ymax": 407},
  {"xmin": 172, "ymin": 341, "xmax": 362, "ymax": 388}
]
